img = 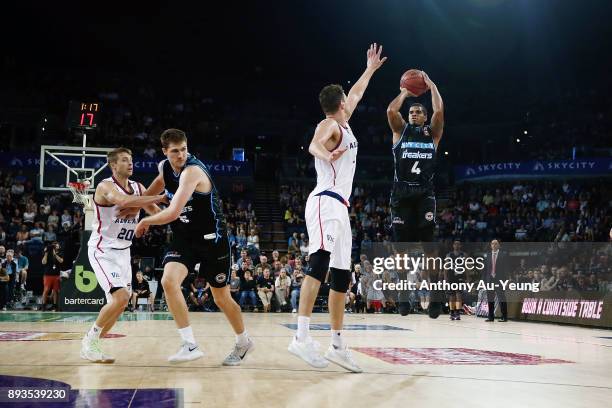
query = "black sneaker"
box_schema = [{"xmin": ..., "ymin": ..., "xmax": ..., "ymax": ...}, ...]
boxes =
[
  {"xmin": 428, "ymin": 290, "xmax": 444, "ymax": 319},
  {"xmin": 398, "ymin": 302, "xmax": 411, "ymax": 317}
]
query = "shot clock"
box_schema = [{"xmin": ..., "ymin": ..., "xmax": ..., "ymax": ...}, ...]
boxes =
[{"xmin": 67, "ymin": 101, "xmax": 101, "ymax": 130}]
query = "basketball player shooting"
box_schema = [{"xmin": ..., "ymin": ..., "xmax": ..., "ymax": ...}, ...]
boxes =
[
  {"xmin": 81, "ymin": 148, "xmax": 165, "ymax": 363},
  {"xmin": 288, "ymin": 43, "xmax": 386, "ymax": 373},
  {"xmin": 387, "ymin": 71, "xmax": 445, "ymax": 318},
  {"xmin": 134, "ymin": 129, "xmax": 254, "ymax": 365}
]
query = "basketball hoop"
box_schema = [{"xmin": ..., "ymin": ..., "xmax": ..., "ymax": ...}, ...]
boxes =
[{"xmin": 68, "ymin": 179, "xmax": 92, "ymax": 209}]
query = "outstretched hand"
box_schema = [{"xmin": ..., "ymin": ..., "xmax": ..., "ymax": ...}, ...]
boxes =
[
  {"xmin": 366, "ymin": 43, "xmax": 387, "ymax": 72},
  {"xmin": 421, "ymin": 71, "xmax": 435, "ymax": 89}
]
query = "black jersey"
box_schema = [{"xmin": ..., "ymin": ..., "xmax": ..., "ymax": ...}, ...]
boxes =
[
  {"xmin": 392, "ymin": 124, "xmax": 436, "ymax": 190},
  {"xmin": 161, "ymin": 154, "xmax": 226, "ymax": 241}
]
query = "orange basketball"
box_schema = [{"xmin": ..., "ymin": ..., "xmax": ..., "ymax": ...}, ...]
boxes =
[{"xmin": 400, "ymin": 69, "xmax": 428, "ymax": 97}]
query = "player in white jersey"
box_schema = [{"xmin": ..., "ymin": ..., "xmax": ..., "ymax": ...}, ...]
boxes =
[
  {"xmin": 81, "ymin": 148, "xmax": 164, "ymax": 363},
  {"xmin": 288, "ymin": 43, "xmax": 386, "ymax": 373}
]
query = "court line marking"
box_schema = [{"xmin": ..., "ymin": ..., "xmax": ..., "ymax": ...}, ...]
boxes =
[{"xmin": 1, "ymin": 363, "xmax": 610, "ymax": 391}]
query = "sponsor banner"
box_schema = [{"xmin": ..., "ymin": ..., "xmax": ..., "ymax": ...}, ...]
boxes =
[
  {"xmin": 59, "ymin": 231, "xmax": 107, "ymax": 312},
  {"xmin": 510, "ymin": 290, "xmax": 612, "ymax": 328},
  {"xmin": 1, "ymin": 152, "xmax": 251, "ymax": 176},
  {"xmin": 455, "ymin": 158, "xmax": 612, "ymax": 182}
]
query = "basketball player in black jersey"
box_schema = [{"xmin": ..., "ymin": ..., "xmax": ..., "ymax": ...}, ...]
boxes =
[
  {"xmin": 134, "ymin": 129, "xmax": 253, "ymax": 364},
  {"xmin": 387, "ymin": 71, "xmax": 445, "ymax": 318}
]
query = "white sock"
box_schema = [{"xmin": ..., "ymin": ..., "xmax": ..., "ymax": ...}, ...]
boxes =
[
  {"xmin": 297, "ymin": 316, "xmax": 310, "ymax": 342},
  {"xmin": 331, "ymin": 330, "xmax": 344, "ymax": 349},
  {"xmin": 178, "ymin": 326, "xmax": 196, "ymax": 345},
  {"xmin": 236, "ymin": 330, "xmax": 249, "ymax": 347},
  {"xmin": 87, "ymin": 324, "xmax": 102, "ymax": 340}
]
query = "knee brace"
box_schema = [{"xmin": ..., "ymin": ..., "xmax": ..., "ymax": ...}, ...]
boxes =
[
  {"xmin": 306, "ymin": 249, "xmax": 330, "ymax": 283},
  {"xmin": 329, "ymin": 267, "xmax": 351, "ymax": 293}
]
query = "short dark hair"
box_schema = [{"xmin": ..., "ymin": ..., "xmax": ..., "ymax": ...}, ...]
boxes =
[
  {"xmin": 160, "ymin": 128, "xmax": 187, "ymax": 149},
  {"xmin": 107, "ymin": 147, "xmax": 132, "ymax": 164},
  {"xmin": 319, "ymin": 84, "xmax": 345, "ymax": 114},
  {"xmin": 409, "ymin": 103, "xmax": 428, "ymax": 117}
]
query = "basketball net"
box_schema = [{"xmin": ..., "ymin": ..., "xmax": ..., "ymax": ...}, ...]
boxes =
[{"xmin": 68, "ymin": 179, "xmax": 94, "ymax": 231}]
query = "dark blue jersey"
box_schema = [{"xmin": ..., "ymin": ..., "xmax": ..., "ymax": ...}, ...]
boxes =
[
  {"xmin": 392, "ymin": 124, "xmax": 437, "ymax": 190},
  {"xmin": 161, "ymin": 154, "xmax": 226, "ymax": 241}
]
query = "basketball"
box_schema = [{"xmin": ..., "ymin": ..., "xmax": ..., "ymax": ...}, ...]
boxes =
[{"xmin": 400, "ymin": 69, "xmax": 428, "ymax": 96}]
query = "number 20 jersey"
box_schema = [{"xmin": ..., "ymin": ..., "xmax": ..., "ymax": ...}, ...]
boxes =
[
  {"xmin": 392, "ymin": 124, "xmax": 436, "ymax": 191},
  {"xmin": 88, "ymin": 177, "xmax": 142, "ymax": 251}
]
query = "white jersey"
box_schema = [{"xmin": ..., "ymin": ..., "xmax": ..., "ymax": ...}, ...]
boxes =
[
  {"xmin": 311, "ymin": 122, "xmax": 358, "ymax": 203},
  {"xmin": 88, "ymin": 177, "xmax": 142, "ymax": 251}
]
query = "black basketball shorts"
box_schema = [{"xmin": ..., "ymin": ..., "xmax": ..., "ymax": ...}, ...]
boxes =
[
  {"xmin": 162, "ymin": 233, "xmax": 231, "ymax": 288},
  {"xmin": 390, "ymin": 187, "xmax": 436, "ymax": 242}
]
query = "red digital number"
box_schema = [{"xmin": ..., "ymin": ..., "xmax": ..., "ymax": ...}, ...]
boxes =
[{"xmin": 79, "ymin": 113, "xmax": 95, "ymax": 126}]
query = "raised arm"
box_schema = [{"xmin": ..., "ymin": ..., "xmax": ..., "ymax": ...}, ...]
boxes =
[
  {"xmin": 134, "ymin": 166, "xmax": 203, "ymax": 237},
  {"xmin": 422, "ymin": 71, "xmax": 444, "ymax": 147},
  {"xmin": 308, "ymin": 118, "xmax": 345, "ymax": 162},
  {"xmin": 387, "ymin": 88, "xmax": 414, "ymax": 145},
  {"xmin": 344, "ymin": 43, "xmax": 387, "ymax": 120}
]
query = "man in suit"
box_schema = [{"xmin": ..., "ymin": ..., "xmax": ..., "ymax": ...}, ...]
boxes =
[{"xmin": 482, "ymin": 239, "xmax": 508, "ymax": 322}]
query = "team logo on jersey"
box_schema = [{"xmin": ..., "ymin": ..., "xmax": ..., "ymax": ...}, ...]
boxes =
[
  {"xmin": 392, "ymin": 217, "xmax": 404, "ymax": 225},
  {"xmin": 402, "ymin": 151, "xmax": 433, "ymax": 159},
  {"xmin": 326, "ymin": 234, "xmax": 335, "ymax": 243},
  {"xmin": 425, "ymin": 212, "xmax": 434, "ymax": 221},
  {"xmin": 423, "ymin": 127, "xmax": 430, "ymax": 136},
  {"xmin": 111, "ymin": 272, "xmax": 120, "ymax": 278},
  {"xmin": 214, "ymin": 273, "xmax": 227, "ymax": 283}
]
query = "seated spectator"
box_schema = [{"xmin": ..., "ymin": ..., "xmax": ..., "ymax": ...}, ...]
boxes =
[
  {"xmin": 61, "ymin": 210, "xmax": 72, "ymax": 227},
  {"xmin": 130, "ymin": 271, "xmax": 155, "ymax": 312},
  {"xmin": 290, "ymin": 268, "xmax": 304, "ymax": 313},
  {"xmin": 16, "ymin": 225, "xmax": 29, "ymax": 243},
  {"xmin": 247, "ymin": 229, "xmax": 259, "ymax": 250},
  {"xmin": 256, "ymin": 267, "xmax": 275, "ymax": 313},
  {"xmin": 229, "ymin": 267, "xmax": 241, "ymax": 303},
  {"xmin": 47, "ymin": 210, "xmax": 60, "ymax": 229},
  {"xmin": 189, "ymin": 276, "xmax": 211, "ymax": 311},
  {"xmin": 239, "ymin": 270, "xmax": 258, "ymax": 311},
  {"xmin": 287, "ymin": 232, "xmax": 299, "ymax": 254},
  {"xmin": 43, "ymin": 225, "xmax": 57, "ymax": 243},
  {"xmin": 275, "ymin": 268, "xmax": 291, "ymax": 311},
  {"xmin": 300, "ymin": 238, "xmax": 309, "ymax": 258}
]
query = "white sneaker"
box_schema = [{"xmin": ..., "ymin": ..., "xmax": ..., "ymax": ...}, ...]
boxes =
[
  {"xmin": 222, "ymin": 338, "xmax": 255, "ymax": 366},
  {"xmin": 168, "ymin": 342, "xmax": 204, "ymax": 363},
  {"xmin": 292, "ymin": 309, "xmax": 297, "ymax": 314},
  {"xmin": 324, "ymin": 345, "xmax": 362, "ymax": 373},
  {"xmin": 288, "ymin": 336, "xmax": 328, "ymax": 369},
  {"xmin": 80, "ymin": 337, "xmax": 115, "ymax": 363}
]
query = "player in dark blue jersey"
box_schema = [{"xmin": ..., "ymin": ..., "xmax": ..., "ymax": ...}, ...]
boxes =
[
  {"xmin": 134, "ymin": 129, "xmax": 253, "ymax": 365},
  {"xmin": 387, "ymin": 71, "xmax": 446, "ymax": 318}
]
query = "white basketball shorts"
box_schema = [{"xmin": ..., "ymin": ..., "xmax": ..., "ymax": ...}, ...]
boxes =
[
  {"xmin": 88, "ymin": 246, "xmax": 132, "ymax": 303},
  {"xmin": 305, "ymin": 193, "xmax": 352, "ymax": 270}
]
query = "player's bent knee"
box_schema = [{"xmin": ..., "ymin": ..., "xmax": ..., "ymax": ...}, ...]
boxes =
[
  {"xmin": 306, "ymin": 249, "xmax": 330, "ymax": 282},
  {"xmin": 111, "ymin": 287, "xmax": 130, "ymax": 307},
  {"xmin": 329, "ymin": 267, "xmax": 351, "ymax": 292}
]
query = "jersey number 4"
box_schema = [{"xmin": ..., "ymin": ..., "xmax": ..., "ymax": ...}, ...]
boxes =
[
  {"xmin": 411, "ymin": 161, "xmax": 421, "ymax": 175},
  {"xmin": 117, "ymin": 228, "xmax": 134, "ymax": 241}
]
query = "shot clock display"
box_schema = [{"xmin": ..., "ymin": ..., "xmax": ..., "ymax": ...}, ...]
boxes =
[{"xmin": 67, "ymin": 101, "xmax": 101, "ymax": 130}]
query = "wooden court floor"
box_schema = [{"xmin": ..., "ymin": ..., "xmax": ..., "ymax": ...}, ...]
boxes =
[{"xmin": 0, "ymin": 311, "xmax": 611, "ymax": 407}]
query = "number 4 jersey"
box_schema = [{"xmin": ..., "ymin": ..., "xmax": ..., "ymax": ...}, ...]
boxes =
[
  {"xmin": 392, "ymin": 124, "xmax": 436, "ymax": 190},
  {"xmin": 88, "ymin": 177, "xmax": 142, "ymax": 251}
]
